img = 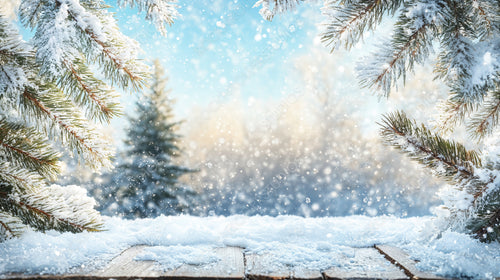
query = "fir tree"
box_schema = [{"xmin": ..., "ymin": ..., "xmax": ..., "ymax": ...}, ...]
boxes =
[
  {"xmin": 100, "ymin": 60, "xmax": 195, "ymax": 219},
  {"xmin": 255, "ymin": 0, "xmax": 500, "ymax": 241},
  {"xmin": 0, "ymin": 0, "xmax": 177, "ymax": 240}
]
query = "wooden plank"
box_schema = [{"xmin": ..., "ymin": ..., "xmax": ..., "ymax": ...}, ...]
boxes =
[
  {"xmin": 292, "ymin": 266, "xmax": 323, "ymax": 280},
  {"xmin": 245, "ymin": 252, "xmax": 322, "ymax": 280},
  {"xmin": 160, "ymin": 246, "xmax": 245, "ymax": 279},
  {"xmin": 245, "ymin": 252, "xmax": 290, "ymax": 280},
  {"xmin": 94, "ymin": 245, "xmax": 161, "ymax": 278},
  {"xmin": 375, "ymin": 245, "xmax": 444, "ymax": 280},
  {"xmin": 323, "ymin": 247, "xmax": 408, "ymax": 280}
]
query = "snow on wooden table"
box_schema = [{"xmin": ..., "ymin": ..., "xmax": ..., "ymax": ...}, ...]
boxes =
[{"xmin": 2, "ymin": 245, "xmax": 447, "ymax": 280}]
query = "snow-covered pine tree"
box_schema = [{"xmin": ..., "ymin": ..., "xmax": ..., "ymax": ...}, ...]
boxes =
[
  {"xmin": 100, "ymin": 60, "xmax": 195, "ymax": 219},
  {"xmin": 255, "ymin": 1, "xmax": 499, "ymax": 241},
  {"xmin": 0, "ymin": 0, "xmax": 178, "ymax": 240}
]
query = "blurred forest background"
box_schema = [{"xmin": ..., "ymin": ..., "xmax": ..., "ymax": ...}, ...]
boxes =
[{"xmin": 57, "ymin": 44, "xmax": 449, "ymax": 218}]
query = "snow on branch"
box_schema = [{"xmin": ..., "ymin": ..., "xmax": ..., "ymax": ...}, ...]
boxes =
[
  {"xmin": 0, "ymin": 119, "xmax": 60, "ymax": 180},
  {"xmin": 0, "ymin": 211, "xmax": 27, "ymax": 240},
  {"xmin": 0, "ymin": 15, "xmax": 34, "ymax": 98},
  {"xmin": 436, "ymin": 93, "xmax": 478, "ymax": 134},
  {"xmin": 254, "ymin": 0, "xmax": 302, "ymax": 21},
  {"xmin": 0, "ymin": 162, "xmax": 47, "ymax": 195},
  {"xmin": 117, "ymin": 0, "xmax": 179, "ymax": 36},
  {"xmin": 21, "ymin": 85, "xmax": 113, "ymax": 170},
  {"xmin": 321, "ymin": 0, "xmax": 404, "ymax": 52},
  {"xmin": 469, "ymin": 90, "xmax": 500, "ymax": 139},
  {"xmin": 356, "ymin": 1, "xmax": 443, "ymax": 96},
  {"xmin": 0, "ymin": 184, "xmax": 103, "ymax": 234},
  {"xmin": 433, "ymin": 1, "xmax": 499, "ymax": 136},
  {"xmin": 379, "ymin": 110, "xmax": 481, "ymax": 179},
  {"xmin": 60, "ymin": 58, "xmax": 122, "ymax": 123},
  {"xmin": 470, "ymin": 0, "xmax": 499, "ymax": 39},
  {"xmin": 379, "ymin": 111, "xmax": 500, "ymax": 240},
  {"xmin": 20, "ymin": 0, "xmax": 149, "ymax": 93},
  {"xmin": 0, "ymin": 161, "xmax": 102, "ymax": 237}
]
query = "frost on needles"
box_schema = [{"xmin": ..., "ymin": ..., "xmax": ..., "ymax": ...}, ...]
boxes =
[
  {"xmin": 0, "ymin": 0, "xmax": 178, "ymax": 240},
  {"xmin": 257, "ymin": 0, "xmax": 500, "ymax": 241}
]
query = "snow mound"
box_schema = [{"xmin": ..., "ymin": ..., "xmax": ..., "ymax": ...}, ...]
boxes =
[{"xmin": 0, "ymin": 215, "xmax": 499, "ymax": 279}]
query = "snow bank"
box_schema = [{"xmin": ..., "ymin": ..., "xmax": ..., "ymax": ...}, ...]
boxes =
[{"xmin": 0, "ymin": 215, "xmax": 499, "ymax": 279}]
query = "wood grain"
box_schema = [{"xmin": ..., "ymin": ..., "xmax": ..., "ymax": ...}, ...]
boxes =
[
  {"xmin": 323, "ymin": 247, "xmax": 409, "ymax": 280},
  {"xmin": 245, "ymin": 252, "xmax": 322, "ymax": 280},
  {"xmin": 375, "ymin": 245, "xmax": 444, "ymax": 280},
  {"xmin": 161, "ymin": 246, "xmax": 245, "ymax": 279},
  {"xmin": 95, "ymin": 245, "xmax": 161, "ymax": 278}
]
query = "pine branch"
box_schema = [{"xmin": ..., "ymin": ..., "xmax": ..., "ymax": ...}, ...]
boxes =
[
  {"xmin": 65, "ymin": 1, "xmax": 150, "ymax": 92},
  {"xmin": 0, "ymin": 211, "xmax": 27, "ymax": 240},
  {"xmin": 21, "ymin": 86, "xmax": 113, "ymax": 170},
  {"xmin": 254, "ymin": 0, "xmax": 302, "ymax": 21},
  {"xmin": 85, "ymin": 28, "xmax": 149, "ymax": 92},
  {"xmin": 470, "ymin": 0, "xmax": 499, "ymax": 39},
  {"xmin": 436, "ymin": 92, "xmax": 478, "ymax": 134},
  {"xmin": 356, "ymin": 5, "xmax": 437, "ymax": 96},
  {"xmin": 379, "ymin": 111, "xmax": 481, "ymax": 180},
  {"xmin": 0, "ymin": 166, "xmax": 100, "ymax": 236},
  {"xmin": 468, "ymin": 89, "xmax": 500, "ymax": 139},
  {"xmin": 116, "ymin": 0, "xmax": 179, "ymax": 36},
  {"xmin": 61, "ymin": 58, "xmax": 122, "ymax": 123},
  {"xmin": 21, "ymin": 0, "xmax": 149, "ymax": 93},
  {"xmin": 0, "ymin": 16, "xmax": 34, "ymax": 97},
  {"xmin": 435, "ymin": 1, "xmax": 490, "ymax": 112},
  {"xmin": 0, "ymin": 119, "xmax": 60, "ymax": 180},
  {"xmin": 321, "ymin": 0, "xmax": 404, "ymax": 52},
  {"xmin": 0, "ymin": 185, "xmax": 103, "ymax": 233},
  {"xmin": 18, "ymin": 0, "xmax": 44, "ymax": 29},
  {"xmin": 474, "ymin": 208, "xmax": 500, "ymax": 242},
  {"xmin": 0, "ymin": 162, "xmax": 47, "ymax": 194},
  {"xmin": 468, "ymin": 180, "xmax": 500, "ymax": 242}
]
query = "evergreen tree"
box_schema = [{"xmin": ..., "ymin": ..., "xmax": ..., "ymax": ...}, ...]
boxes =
[
  {"xmin": 0, "ymin": 0, "xmax": 177, "ymax": 240},
  {"xmin": 100, "ymin": 60, "xmax": 195, "ymax": 219},
  {"xmin": 255, "ymin": 0, "xmax": 500, "ymax": 241}
]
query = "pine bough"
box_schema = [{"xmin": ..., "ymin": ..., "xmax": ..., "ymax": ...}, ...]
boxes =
[
  {"xmin": 0, "ymin": 0, "xmax": 178, "ymax": 240},
  {"xmin": 256, "ymin": 0, "xmax": 499, "ymax": 241}
]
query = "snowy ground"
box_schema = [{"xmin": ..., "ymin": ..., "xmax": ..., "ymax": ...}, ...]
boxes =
[{"xmin": 1, "ymin": 215, "xmax": 499, "ymax": 279}]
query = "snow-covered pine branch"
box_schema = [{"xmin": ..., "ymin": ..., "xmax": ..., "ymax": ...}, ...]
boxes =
[
  {"xmin": 469, "ymin": 90, "xmax": 500, "ymax": 139},
  {"xmin": 0, "ymin": 119, "xmax": 60, "ymax": 180},
  {"xmin": 1, "ymin": 0, "xmax": 179, "ymax": 239},
  {"xmin": 1, "ymin": 12, "xmax": 113, "ymax": 170},
  {"xmin": 0, "ymin": 212, "xmax": 27, "ymax": 240},
  {"xmin": 379, "ymin": 110, "xmax": 481, "ymax": 179},
  {"xmin": 1, "ymin": 184, "xmax": 103, "ymax": 234},
  {"xmin": 436, "ymin": 93, "xmax": 479, "ymax": 134},
  {"xmin": 321, "ymin": 0, "xmax": 404, "ymax": 52},
  {"xmin": 356, "ymin": 1, "xmax": 440, "ymax": 96},
  {"xmin": 380, "ymin": 110, "xmax": 500, "ymax": 241},
  {"xmin": 0, "ymin": 161, "xmax": 103, "ymax": 237},
  {"xmin": 435, "ymin": 1, "xmax": 500, "ymax": 134},
  {"xmin": 470, "ymin": 0, "xmax": 499, "ymax": 39},
  {"xmin": 0, "ymin": 15, "xmax": 33, "ymax": 103},
  {"xmin": 254, "ymin": 0, "xmax": 302, "ymax": 21},
  {"xmin": 20, "ymin": 0, "xmax": 149, "ymax": 91},
  {"xmin": 117, "ymin": 0, "xmax": 179, "ymax": 36},
  {"xmin": 59, "ymin": 58, "xmax": 122, "ymax": 123},
  {"xmin": 20, "ymin": 85, "xmax": 114, "ymax": 170}
]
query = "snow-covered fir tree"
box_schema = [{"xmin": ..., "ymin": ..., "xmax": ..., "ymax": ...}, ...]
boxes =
[
  {"xmin": 255, "ymin": 0, "xmax": 499, "ymax": 241},
  {"xmin": 0, "ymin": 0, "xmax": 178, "ymax": 240},
  {"xmin": 98, "ymin": 60, "xmax": 195, "ymax": 219}
]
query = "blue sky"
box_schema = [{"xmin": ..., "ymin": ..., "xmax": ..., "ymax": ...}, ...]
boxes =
[{"xmin": 110, "ymin": 0, "xmax": 325, "ymax": 116}]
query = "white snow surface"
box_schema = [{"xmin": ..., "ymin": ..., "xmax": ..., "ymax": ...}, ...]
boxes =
[{"xmin": 1, "ymin": 215, "xmax": 499, "ymax": 279}]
